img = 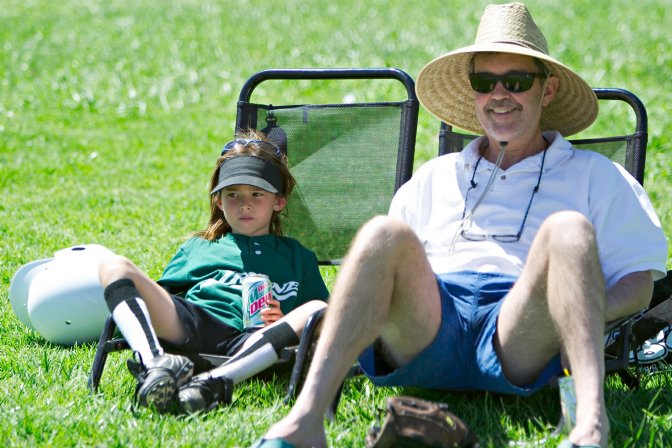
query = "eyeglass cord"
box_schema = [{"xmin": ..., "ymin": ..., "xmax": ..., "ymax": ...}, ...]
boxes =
[{"xmin": 448, "ymin": 141, "xmax": 508, "ymax": 256}]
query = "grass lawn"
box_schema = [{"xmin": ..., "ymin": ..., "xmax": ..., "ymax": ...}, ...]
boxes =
[{"xmin": 1, "ymin": 0, "xmax": 671, "ymax": 446}]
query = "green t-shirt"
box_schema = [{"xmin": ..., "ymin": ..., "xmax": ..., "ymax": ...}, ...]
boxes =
[{"xmin": 157, "ymin": 233, "xmax": 329, "ymax": 331}]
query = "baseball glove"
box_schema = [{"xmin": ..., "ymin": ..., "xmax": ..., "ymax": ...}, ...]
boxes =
[{"xmin": 365, "ymin": 396, "xmax": 478, "ymax": 448}]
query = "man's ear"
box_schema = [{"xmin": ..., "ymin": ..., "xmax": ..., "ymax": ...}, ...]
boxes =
[
  {"xmin": 542, "ymin": 75, "xmax": 560, "ymax": 107},
  {"xmin": 274, "ymin": 196, "xmax": 287, "ymax": 212}
]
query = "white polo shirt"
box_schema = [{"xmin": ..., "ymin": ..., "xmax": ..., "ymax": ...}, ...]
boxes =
[{"xmin": 389, "ymin": 131, "xmax": 668, "ymax": 287}]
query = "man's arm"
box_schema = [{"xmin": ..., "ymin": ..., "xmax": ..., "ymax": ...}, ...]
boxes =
[{"xmin": 605, "ymin": 270, "xmax": 654, "ymax": 323}]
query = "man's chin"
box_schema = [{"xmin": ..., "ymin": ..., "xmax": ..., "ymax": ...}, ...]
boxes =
[{"xmin": 485, "ymin": 130, "xmax": 516, "ymax": 145}]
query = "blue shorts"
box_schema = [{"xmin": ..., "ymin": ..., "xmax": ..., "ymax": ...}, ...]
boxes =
[{"xmin": 358, "ymin": 271, "xmax": 562, "ymax": 397}]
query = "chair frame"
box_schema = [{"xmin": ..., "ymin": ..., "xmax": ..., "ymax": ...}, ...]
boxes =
[
  {"xmin": 88, "ymin": 67, "xmax": 419, "ymax": 395},
  {"xmin": 235, "ymin": 67, "xmax": 419, "ymax": 196}
]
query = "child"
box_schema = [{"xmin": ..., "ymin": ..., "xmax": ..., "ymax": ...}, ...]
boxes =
[{"xmin": 98, "ymin": 131, "xmax": 329, "ymax": 414}]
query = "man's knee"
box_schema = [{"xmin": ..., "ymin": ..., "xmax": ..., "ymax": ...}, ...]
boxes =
[
  {"xmin": 355, "ymin": 215, "xmax": 419, "ymax": 255},
  {"xmin": 541, "ymin": 211, "xmax": 596, "ymax": 250}
]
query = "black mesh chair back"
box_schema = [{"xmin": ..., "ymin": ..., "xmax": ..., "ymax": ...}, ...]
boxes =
[{"xmin": 235, "ymin": 68, "xmax": 419, "ymax": 264}]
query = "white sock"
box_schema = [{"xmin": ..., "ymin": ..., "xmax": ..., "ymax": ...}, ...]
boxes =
[
  {"xmin": 112, "ymin": 298, "xmax": 164, "ymax": 362},
  {"xmin": 205, "ymin": 322, "xmax": 298, "ymax": 385},
  {"xmin": 103, "ymin": 279, "xmax": 164, "ymax": 363}
]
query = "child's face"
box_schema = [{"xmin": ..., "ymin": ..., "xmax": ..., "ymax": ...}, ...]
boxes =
[{"xmin": 216, "ymin": 184, "xmax": 287, "ymax": 236}]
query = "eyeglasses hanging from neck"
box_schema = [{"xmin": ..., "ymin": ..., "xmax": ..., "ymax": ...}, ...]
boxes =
[
  {"xmin": 447, "ymin": 139, "xmax": 549, "ymax": 255},
  {"xmin": 460, "ymin": 145, "xmax": 547, "ymax": 243}
]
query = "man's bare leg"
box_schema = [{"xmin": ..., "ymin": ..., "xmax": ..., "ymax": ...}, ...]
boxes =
[
  {"xmin": 496, "ymin": 211, "xmax": 608, "ymax": 447},
  {"xmin": 262, "ymin": 216, "xmax": 442, "ymax": 448}
]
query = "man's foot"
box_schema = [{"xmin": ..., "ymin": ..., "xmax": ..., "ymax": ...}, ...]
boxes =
[
  {"xmin": 178, "ymin": 375, "xmax": 233, "ymax": 413},
  {"xmin": 567, "ymin": 410, "xmax": 609, "ymax": 448},
  {"xmin": 262, "ymin": 411, "xmax": 328, "ymax": 448},
  {"xmin": 127, "ymin": 353, "xmax": 194, "ymax": 412}
]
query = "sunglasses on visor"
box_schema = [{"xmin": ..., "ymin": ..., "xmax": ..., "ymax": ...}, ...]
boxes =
[
  {"xmin": 221, "ymin": 139, "xmax": 283, "ymax": 158},
  {"xmin": 469, "ymin": 71, "xmax": 547, "ymax": 94}
]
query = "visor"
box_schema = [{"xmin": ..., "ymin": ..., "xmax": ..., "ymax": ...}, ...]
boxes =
[{"xmin": 211, "ymin": 155, "xmax": 284, "ymax": 195}]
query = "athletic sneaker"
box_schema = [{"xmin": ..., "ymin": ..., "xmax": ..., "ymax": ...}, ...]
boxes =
[
  {"xmin": 127, "ymin": 353, "xmax": 194, "ymax": 412},
  {"xmin": 178, "ymin": 375, "xmax": 233, "ymax": 414}
]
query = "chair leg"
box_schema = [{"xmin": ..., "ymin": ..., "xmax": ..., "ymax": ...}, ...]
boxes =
[
  {"xmin": 326, "ymin": 364, "xmax": 362, "ymax": 421},
  {"xmin": 618, "ymin": 332, "xmax": 641, "ymax": 389},
  {"xmin": 285, "ymin": 308, "xmax": 326, "ymax": 403},
  {"xmin": 607, "ymin": 321, "xmax": 641, "ymax": 390},
  {"xmin": 284, "ymin": 306, "xmax": 365, "ymax": 420},
  {"xmin": 327, "ymin": 379, "xmax": 346, "ymax": 421},
  {"xmin": 88, "ymin": 315, "xmax": 117, "ymax": 394}
]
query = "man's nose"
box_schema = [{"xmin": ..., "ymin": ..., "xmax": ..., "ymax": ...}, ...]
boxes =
[{"xmin": 490, "ymin": 80, "xmax": 511, "ymax": 97}]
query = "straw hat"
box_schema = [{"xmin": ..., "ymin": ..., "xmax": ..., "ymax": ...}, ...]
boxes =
[{"xmin": 416, "ymin": 2, "xmax": 597, "ymax": 136}]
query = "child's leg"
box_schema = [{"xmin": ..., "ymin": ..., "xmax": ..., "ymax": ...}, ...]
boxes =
[
  {"xmin": 99, "ymin": 254, "xmax": 193, "ymax": 411},
  {"xmin": 99, "ymin": 254, "xmax": 185, "ymax": 359},
  {"xmin": 213, "ymin": 299, "xmax": 326, "ymax": 382},
  {"xmin": 178, "ymin": 300, "xmax": 327, "ymax": 413}
]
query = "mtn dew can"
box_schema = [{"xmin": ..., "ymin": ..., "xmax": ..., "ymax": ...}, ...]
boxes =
[
  {"xmin": 242, "ymin": 274, "xmax": 272, "ymax": 328},
  {"xmin": 558, "ymin": 374, "xmax": 576, "ymax": 432}
]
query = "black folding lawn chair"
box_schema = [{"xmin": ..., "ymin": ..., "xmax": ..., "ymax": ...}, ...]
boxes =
[
  {"xmin": 439, "ymin": 87, "xmax": 671, "ymax": 389},
  {"xmin": 88, "ymin": 68, "xmax": 419, "ymax": 394},
  {"xmin": 236, "ymin": 68, "xmax": 419, "ymax": 405}
]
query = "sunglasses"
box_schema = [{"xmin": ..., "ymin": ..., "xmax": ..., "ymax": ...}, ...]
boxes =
[
  {"xmin": 469, "ymin": 71, "xmax": 546, "ymax": 94},
  {"xmin": 221, "ymin": 139, "xmax": 283, "ymax": 158}
]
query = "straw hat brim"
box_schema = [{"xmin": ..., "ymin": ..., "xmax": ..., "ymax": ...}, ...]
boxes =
[{"xmin": 416, "ymin": 43, "xmax": 598, "ymax": 137}]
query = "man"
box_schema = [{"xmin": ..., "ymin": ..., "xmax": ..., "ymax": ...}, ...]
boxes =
[{"xmin": 256, "ymin": 3, "xmax": 668, "ymax": 447}]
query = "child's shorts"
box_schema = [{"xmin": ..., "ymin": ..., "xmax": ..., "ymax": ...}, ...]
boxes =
[
  {"xmin": 159, "ymin": 294, "xmax": 257, "ymax": 356},
  {"xmin": 358, "ymin": 271, "xmax": 562, "ymax": 396}
]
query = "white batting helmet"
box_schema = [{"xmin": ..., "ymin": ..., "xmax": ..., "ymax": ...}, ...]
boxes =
[{"xmin": 9, "ymin": 244, "xmax": 113, "ymax": 346}]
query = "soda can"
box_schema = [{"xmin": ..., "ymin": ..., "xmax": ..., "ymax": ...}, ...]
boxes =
[
  {"xmin": 558, "ymin": 375, "xmax": 576, "ymax": 432},
  {"xmin": 242, "ymin": 274, "xmax": 272, "ymax": 328}
]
